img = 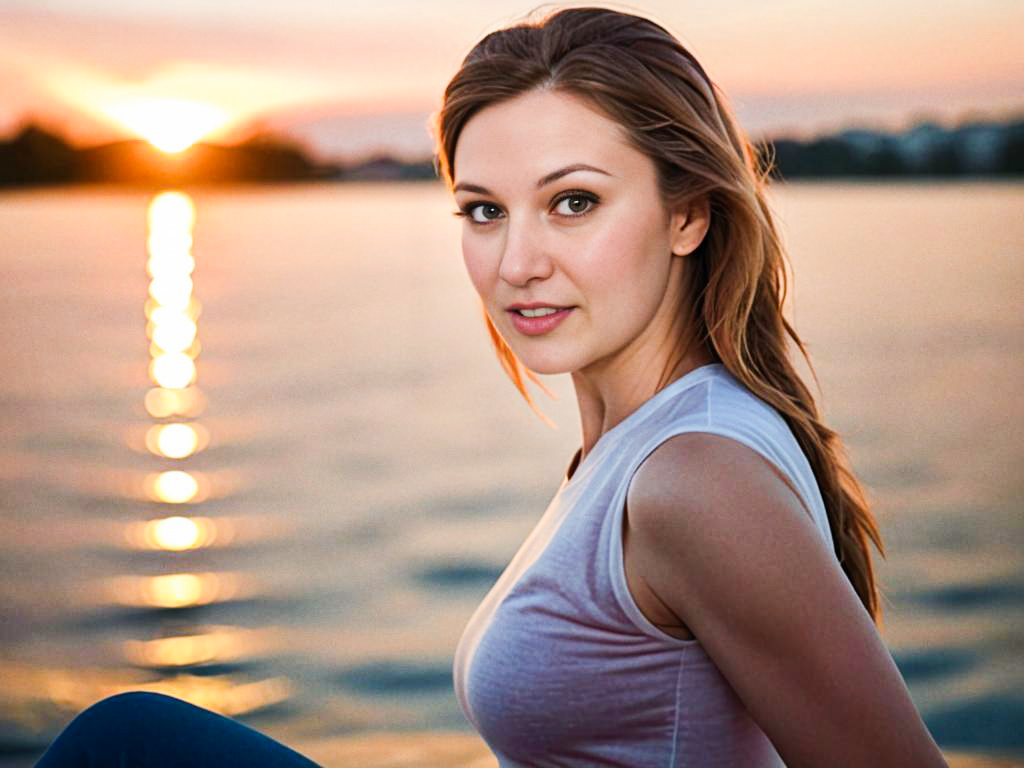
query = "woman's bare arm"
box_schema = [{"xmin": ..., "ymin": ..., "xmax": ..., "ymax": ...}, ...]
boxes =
[{"xmin": 626, "ymin": 432, "xmax": 948, "ymax": 768}]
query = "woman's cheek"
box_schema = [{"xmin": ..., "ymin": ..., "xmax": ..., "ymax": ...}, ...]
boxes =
[{"xmin": 462, "ymin": 240, "xmax": 498, "ymax": 301}]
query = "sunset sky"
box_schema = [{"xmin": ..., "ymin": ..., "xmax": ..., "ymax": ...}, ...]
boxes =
[{"xmin": 1, "ymin": 0, "xmax": 1021, "ymax": 160}]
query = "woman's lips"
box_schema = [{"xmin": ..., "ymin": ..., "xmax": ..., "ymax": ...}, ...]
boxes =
[{"xmin": 506, "ymin": 305, "xmax": 574, "ymax": 336}]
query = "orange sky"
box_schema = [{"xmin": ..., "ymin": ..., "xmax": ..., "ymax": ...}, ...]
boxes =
[{"xmin": 1, "ymin": 0, "xmax": 1021, "ymax": 159}]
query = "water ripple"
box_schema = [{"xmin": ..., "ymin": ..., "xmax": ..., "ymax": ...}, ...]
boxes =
[{"xmin": 334, "ymin": 660, "xmax": 453, "ymax": 695}]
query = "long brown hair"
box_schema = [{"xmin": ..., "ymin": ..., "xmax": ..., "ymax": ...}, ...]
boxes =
[{"xmin": 432, "ymin": 6, "xmax": 883, "ymax": 620}]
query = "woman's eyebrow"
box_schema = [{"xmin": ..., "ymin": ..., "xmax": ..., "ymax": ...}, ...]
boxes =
[
  {"xmin": 453, "ymin": 181, "xmax": 491, "ymax": 195},
  {"xmin": 537, "ymin": 163, "xmax": 612, "ymax": 188},
  {"xmin": 453, "ymin": 163, "xmax": 613, "ymax": 195}
]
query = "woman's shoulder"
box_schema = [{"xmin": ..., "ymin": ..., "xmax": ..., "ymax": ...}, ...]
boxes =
[
  {"xmin": 627, "ymin": 429, "xmax": 809, "ymax": 543},
  {"xmin": 634, "ymin": 366, "xmax": 829, "ymax": 539},
  {"xmin": 621, "ymin": 429, "xmax": 831, "ymax": 649},
  {"xmin": 624, "ymin": 361, "xmax": 834, "ymax": 562}
]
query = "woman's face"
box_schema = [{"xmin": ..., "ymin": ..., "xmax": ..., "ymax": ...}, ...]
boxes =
[{"xmin": 452, "ymin": 88, "xmax": 703, "ymax": 379}]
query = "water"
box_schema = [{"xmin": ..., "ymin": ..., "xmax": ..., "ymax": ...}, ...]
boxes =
[{"xmin": 0, "ymin": 181, "xmax": 1021, "ymax": 763}]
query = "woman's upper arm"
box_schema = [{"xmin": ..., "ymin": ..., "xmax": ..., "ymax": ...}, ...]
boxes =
[{"xmin": 626, "ymin": 432, "xmax": 947, "ymax": 768}]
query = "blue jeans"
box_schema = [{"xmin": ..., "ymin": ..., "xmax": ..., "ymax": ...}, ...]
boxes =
[{"xmin": 35, "ymin": 692, "xmax": 321, "ymax": 767}]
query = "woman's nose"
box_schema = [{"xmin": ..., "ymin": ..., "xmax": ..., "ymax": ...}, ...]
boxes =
[{"xmin": 498, "ymin": 220, "xmax": 554, "ymax": 287}]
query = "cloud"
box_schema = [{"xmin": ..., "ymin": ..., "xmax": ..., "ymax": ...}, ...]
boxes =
[
  {"xmin": 0, "ymin": 5, "xmax": 464, "ymax": 143},
  {"xmin": 43, "ymin": 58, "xmax": 341, "ymax": 137},
  {"xmin": 1, "ymin": 1, "xmax": 1020, "ymax": 151}
]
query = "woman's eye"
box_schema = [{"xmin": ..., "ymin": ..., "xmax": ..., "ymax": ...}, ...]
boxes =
[
  {"xmin": 553, "ymin": 194, "xmax": 596, "ymax": 217},
  {"xmin": 466, "ymin": 203, "xmax": 504, "ymax": 223}
]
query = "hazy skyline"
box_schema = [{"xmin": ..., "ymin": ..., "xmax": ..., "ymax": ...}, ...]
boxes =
[{"xmin": 2, "ymin": 0, "xmax": 1022, "ymax": 160}]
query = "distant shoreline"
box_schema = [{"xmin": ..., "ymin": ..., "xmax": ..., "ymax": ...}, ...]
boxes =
[{"xmin": 1, "ymin": 115, "xmax": 1021, "ymax": 188}]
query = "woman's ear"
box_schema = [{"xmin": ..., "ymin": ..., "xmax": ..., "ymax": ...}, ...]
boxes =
[{"xmin": 669, "ymin": 195, "xmax": 711, "ymax": 257}]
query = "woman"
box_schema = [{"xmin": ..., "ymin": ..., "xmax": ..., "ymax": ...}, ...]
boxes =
[
  {"xmin": 36, "ymin": 6, "xmax": 947, "ymax": 768},
  {"xmin": 436, "ymin": 6, "xmax": 947, "ymax": 767}
]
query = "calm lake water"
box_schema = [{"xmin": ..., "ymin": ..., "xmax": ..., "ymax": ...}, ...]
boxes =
[{"xmin": 0, "ymin": 181, "xmax": 1021, "ymax": 763}]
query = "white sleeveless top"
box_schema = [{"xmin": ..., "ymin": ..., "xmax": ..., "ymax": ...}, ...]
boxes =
[{"xmin": 453, "ymin": 363, "xmax": 835, "ymax": 767}]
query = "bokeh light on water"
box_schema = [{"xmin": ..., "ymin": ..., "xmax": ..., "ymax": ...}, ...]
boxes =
[
  {"xmin": 110, "ymin": 190, "xmax": 294, "ymax": 720},
  {"xmin": 145, "ymin": 422, "xmax": 207, "ymax": 459},
  {"xmin": 144, "ymin": 385, "xmax": 206, "ymax": 418}
]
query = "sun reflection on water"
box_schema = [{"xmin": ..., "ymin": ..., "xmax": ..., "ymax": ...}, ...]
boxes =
[
  {"xmin": 144, "ymin": 385, "xmax": 205, "ymax": 418},
  {"xmin": 145, "ymin": 469, "xmax": 204, "ymax": 503},
  {"xmin": 110, "ymin": 571, "xmax": 240, "ymax": 609},
  {"xmin": 12, "ymin": 189, "xmax": 300, "ymax": 736},
  {"xmin": 148, "ymin": 515, "xmax": 202, "ymax": 550},
  {"xmin": 150, "ymin": 314, "xmax": 198, "ymax": 354},
  {"xmin": 148, "ymin": 190, "xmax": 196, "ymax": 227},
  {"xmin": 125, "ymin": 515, "xmax": 223, "ymax": 552},
  {"xmin": 150, "ymin": 351, "xmax": 197, "ymax": 388},
  {"xmin": 34, "ymin": 663, "xmax": 292, "ymax": 718},
  {"xmin": 148, "ymin": 274, "xmax": 194, "ymax": 307},
  {"xmin": 145, "ymin": 422, "xmax": 207, "ymax": 459},
  {"xmin": 123, "ymin": 514, "xmax": 235, "ymax": 551},
  {"xmin": 123, "ymin": 626, "xmax": 269, "ymax": 667},
  {"xmin": 84, "ymin": 191, "xmax": 289, "ymax": 719}
]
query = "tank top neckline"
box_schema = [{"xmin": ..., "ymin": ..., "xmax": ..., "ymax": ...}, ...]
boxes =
[{"xmin": 565, "ymin": 362, "xmax": 726, "ymax": 483}]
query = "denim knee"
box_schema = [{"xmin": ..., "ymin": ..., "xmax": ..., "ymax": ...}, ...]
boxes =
[{"xmin": 62, "ymin": 691, "xmax": 189, "ymax": 742}]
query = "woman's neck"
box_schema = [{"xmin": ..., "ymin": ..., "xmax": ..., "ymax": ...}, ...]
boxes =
[{"xmin": 571, "ymin": 340, "xmax": 715, "ymax": 458}]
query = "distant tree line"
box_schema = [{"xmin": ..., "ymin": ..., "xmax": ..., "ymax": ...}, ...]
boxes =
[
  {"xmin": 758, "ymin": 117, "xmax": 1024, "ymax": 179},
  {"xmin": 1, "ymin": 115, "xmax": 1022, "ymax": 188},
  {"xmin": 0, "ymin": 125, "xmax": 332, "ymax": 187}
]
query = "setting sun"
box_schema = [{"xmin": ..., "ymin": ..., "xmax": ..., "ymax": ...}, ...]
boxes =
[{"xmin": 101, "ymin": 97, "xmax": 232, "ymax": 153}]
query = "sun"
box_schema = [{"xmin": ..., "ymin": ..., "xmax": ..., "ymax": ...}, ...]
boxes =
[{"xmin": 101, "ymin": 97, "xmax": 232, "ymax": 153}]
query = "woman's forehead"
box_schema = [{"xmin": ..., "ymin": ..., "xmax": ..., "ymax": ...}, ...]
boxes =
[{"xmin": 453, "ymin": 89, "xmax": 641, "ymax": 189}]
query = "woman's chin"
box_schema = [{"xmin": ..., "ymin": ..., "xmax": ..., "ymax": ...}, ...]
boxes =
[
  {"xmin": 525, "ymin": 363, "xmax": 571, "ymax": 377},
  {"xmin": 511, "ymin": 349, "xmax": 577, "ymax": 378},
  {"xmin": 494, "ymin": 324, "xmax": 587, "ymax": 377}
]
